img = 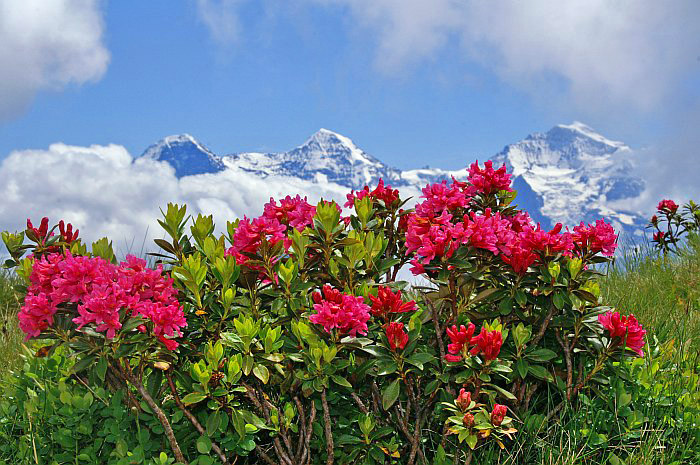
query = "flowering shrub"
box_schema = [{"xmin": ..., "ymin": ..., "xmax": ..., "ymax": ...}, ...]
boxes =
[
  {"xmin": 648, "ymin": 199, "xmax": 700, "ymax": 254},
  {"xmin": 2, "ymin": 160, "xmax": 646, "ymax": 465}
]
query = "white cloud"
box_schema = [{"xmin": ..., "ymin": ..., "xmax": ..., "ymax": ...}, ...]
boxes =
[
  {"xmin": 0, "ymin": 0, "xmax": 109, "ymax": 121},
  {"xmin": 0, "ymin": 143, "xmax": 366, "ymax": 256},
  {"xmin": 196, "ymin": 0, "xmax": 246, "ymax": 44},
  {"xmin": 313, "ymin": 1, "xmax": 700, "ymax": 111}
]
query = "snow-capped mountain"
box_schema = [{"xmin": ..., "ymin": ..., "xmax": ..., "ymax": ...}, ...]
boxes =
[
  {"xmin": 225, "ymin": 129, "xmax": 403, "ymax": 189},
  {"xmin": 491, "ymin": 122, "xmax": 645, "ymax": 234},
  {"xmin": 139, "ymin": 123, "xmax": 646, "ymax": 235},
  {"xmin": 141, "ymin": 134, "xmax": 224, "ymax": 177}
]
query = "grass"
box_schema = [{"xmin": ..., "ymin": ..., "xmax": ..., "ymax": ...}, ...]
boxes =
[
  {"xmin": 0, "ymin": 241, "xmax": 698, "ymax": 464},
  {"xmin": 0, "ymin": 269, "xmax": 22, "ymax": 374}
]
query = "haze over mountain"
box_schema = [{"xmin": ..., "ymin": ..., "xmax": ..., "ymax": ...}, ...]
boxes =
[{"xmin": 141, "ymin": 123, "xmax": 647, "ymax": 236}]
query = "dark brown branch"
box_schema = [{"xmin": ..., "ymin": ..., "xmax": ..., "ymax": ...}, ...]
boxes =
[
  {"xmin": 255, "ymin": 445, "xmax": 279, "ymax": 465},
  {"xmin": 321, "ymin": 389, "xmax": 334, "ymax": 465},
  {"xmin": 425, "ymin": 298, "xmax": 446, "ymax": 365},
  {"xmin": 165, "ymin": 373, "xmax": 230, "ymax": 465},
  {"xmin": 119, "ymin": 365, "xmax": 187, "ymax": 464},
  {"xmin": 530, "ymin": 303, "xmax": 557, "ymax": 347}
]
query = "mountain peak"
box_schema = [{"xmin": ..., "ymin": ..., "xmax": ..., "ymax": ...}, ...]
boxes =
[
  {"xmin": 140, "ymin": 134, "xmax": 223, "ymax": 177},
  {"xmin": 552, "ymin": 122, "xmax": 626, "ymax": 149}
]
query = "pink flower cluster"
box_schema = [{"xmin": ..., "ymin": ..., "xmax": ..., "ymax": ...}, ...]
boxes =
[
  {"xmin": 572, "ymin": 220, "xmax": 618, "ymax": 256},
  {"xmin": 466, "ymin": 160, "xmax": 512, "ymax": 196},
  {"xmin": 598, "ymin": 311, "xmax": 646, "ymax": 356},
  {"xmin": 308, "ymin": 285, "xmax": 371, "ymax": 337},
  {"xmin": 227, "ymin": 195, "xmax": 316, "ymax": 268},
  {"xmin": 345, "ymin": 179, "xmax": 399, "ymax": 208},
  {"xmin": 18, "ymin": 252, "xmax": 186, "ymax": 350},
  {"xmin": 657, "ymin": 199, "xmax": 679, "ymax": 214},
  {"xmin": 445, "ymin": 323, "xmax": 503, "ymax": 362}
]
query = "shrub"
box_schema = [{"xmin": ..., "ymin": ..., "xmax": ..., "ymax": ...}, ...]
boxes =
[
  {"xmin": 2, "ymin": 160, "xmax": 647, "ymax": 465},
  {"xmin": 648, "ymin": 198, "xmax": 700, "ymax": 254}
]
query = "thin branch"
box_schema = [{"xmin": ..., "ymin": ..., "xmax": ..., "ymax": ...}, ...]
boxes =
[{"xmin": 321, "ymin": 389, "xmax": 334, "ymax": 465}]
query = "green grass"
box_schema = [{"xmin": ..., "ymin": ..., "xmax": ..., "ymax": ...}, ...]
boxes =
[{"xmin": 0, "ymin": 269, "xmax": 22, "ymax": 374}]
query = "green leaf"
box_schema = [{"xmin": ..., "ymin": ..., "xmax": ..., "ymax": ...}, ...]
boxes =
[
  {"xmin": 516, "ymin": 359, "xmax": 529, "ymax": 379},
  {"xmin": 95, "ymin": 358, "xmax": 107, "ymax": 382},
  {"xmin": 206, "ymin": 412, "xmax": 221, "ymax": 437},
  {"xmin": 253, "ymin": 364, "xmax": 270, "ymax": 384},
  {"xmin": 465, "ymin": 433, "xmax": 477, "ymax": 450},
  {"xmin": 526, "ymin": 348, "xmax": 558, "ymax": 362},
  {"xmin": 528, "ymin": 365, "xmax": 553, "ymax": 382},
  {"xmin": 196, "ymin": 435, "xmax": 212, "ymax": 454},
  {"xmin": 181, "ymin": 392, "xmax": 207, "ymax": 406},
  {"xmin": 382, "ymin": 379, "xmax": 401, "ymax": 411},
  {"xmin": 231, "ymin": 409, "xmax": 246, "ymax": 439},
  {"xmin": 331, "ymin": 375, "xmax": 352, "ymax": 388}
]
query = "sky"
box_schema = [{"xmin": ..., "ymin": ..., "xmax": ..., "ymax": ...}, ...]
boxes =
[{"xmin": 0, "ymin": 0, "xmax": 699, "ymax": 248}]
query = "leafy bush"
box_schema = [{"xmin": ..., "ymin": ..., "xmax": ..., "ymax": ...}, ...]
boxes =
[
  {"xmin": 648, "ymin": 198, "xmax": 700, "ymax": 254},
  {"xmin": 2, "ymin": 160, "xmax": 651, "ymax": 464}
]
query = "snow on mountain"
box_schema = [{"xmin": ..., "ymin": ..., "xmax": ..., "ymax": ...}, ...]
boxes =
[
  {"xmin": 139, "ymin": 123, "xmax": 647, "ymax": 236},
  {"xmin": 491, "ymin": 122, "xmax": 646, "ymax": 234},
  {"xmin": 225, "ymin": 129, "xmax": 403, "ymax": 189},
  {"xmin": 141, "ymin": 134, "xmax": 224, "ymax": 177}
]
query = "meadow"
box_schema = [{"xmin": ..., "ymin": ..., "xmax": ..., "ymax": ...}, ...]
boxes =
[{"xmin": 0, "ymin": 236, "xmax": 698, "ymax": 464}]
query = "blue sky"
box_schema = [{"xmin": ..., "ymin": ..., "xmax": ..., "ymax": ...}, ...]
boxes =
[{"xmin": 2, "ymin": 1, "xmax": 695, "ymax": 171}]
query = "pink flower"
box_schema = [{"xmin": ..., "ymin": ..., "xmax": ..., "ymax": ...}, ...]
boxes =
[
  {"xmin": 490, "ymin": 404, "xmax": 508, "ymax": 426},
  {"xmin": 225, "ymin": 216, "xmax": 289, "ymax": 267},
  {"xmin": 653, "ymin": 231, "xmax": 665, "ymax": 242},
  {"xmin": 520, "ymin": 223, "xmax": 573, "ymax": 256},
  {"xmin": 445, "ymin": 323, "xmax": 475, "ymax": 362},
  {"xmin": 657, "ymin": 199, "xmax": 679, "ymax": 214},
  {"xmin": 58, "ymin": 220, "xmax": 79, "ymax": 243},
  {"xmin": 385, "ymin": 322, "xmax": 409, "ymax": 351},
  {"xmin": 26, "ymin": 217, "xmax": 50, "ymax": 244},
  {"xmin": 345, "ymin": 179, "xmax": 399, "ymax": 208},
  {"xmin": 572, "ymin": 219, "xmax": 618, "ymax": 256},
  {"xmin": 467, "ymin": 160, "xmax": 512, "ymax": 195},
  {"xmin": 598, "ymin": 311, "xmax": 646, "ymax": 356},
  {"xmin": 470, "ymin": 328, "xmax": 503, "ymax": 361},
  {"xmin": 263, "ymin": 195, "xmax": 316, "ymax": 231},
  {"xmin": 369, "ymin": 286, "xmax": 416, "ymax": 320},
  {"xmin": 502, "ymin": 245, "xmax": 538, "ymax": 274},
  {"xmin": 309, "ymin": 286, "xmax": 371, "ymax": 337},
  {"xmin": 650, "ymin": 215, "xmax": 658, "ymax": 224},
  {"xmin": 416, "ymin": 180, "xmax": 469, "ymax": 215},
  {"xmin": 18, "ymin": 292, "xmax": 56, "ymax": 339}
]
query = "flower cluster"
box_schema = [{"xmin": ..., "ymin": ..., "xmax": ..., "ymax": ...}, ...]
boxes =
[
  {"xmin": 263, "ymin": 195, "xmax": 316, "ymax": 231},
  {"xmin": 345, "ymin": 179, "xmax": 399, "ymax": 208},
  {"xmin": 657, "ymin": 199, "xmax": 679, "ymax": 213},
  {"xmin": 368, "ymin": 286, "xmax": 416, "ymax": 320},
  {"xmin": 490, "ymin": 404, "xmax": 508, "ymax": 427},
  {"xmin": 466, "ymin": 160, "xmax": 512, "ymax": 196},
  {"xmin": 226, "ymin": 216, "xmax": 289, "ymax": 267},
  {"xmin": 598, "ymin": 311, "xmax": 646, "ymax": 356},
  {"xmin": 308, "ymin": 285, "xmax": 371, "ymax": 337},
  {"xmin": 445, "ymin": 323, "xmax": 503, "ymax": 362},
  {"xmin": 18, "ymin": 251, "xmax": 186, "ymax": 349},
  {"xmin": 26, "ymin": 217, "xmax": 80, "ymax": 248},
  {"xmin": 572, "ymin": 219, "xmax": 618, "ymax": 256}
]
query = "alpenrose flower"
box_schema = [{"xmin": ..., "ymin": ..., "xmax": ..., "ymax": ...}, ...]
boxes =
[
  {"xmin": 466, "ymin": 160, "xmax": 513, "ymax": 195},
  {"xmin": 309, "ymin": 285, "xmax": 371, "ymax": 337},
  {"xmin": 572, "ymin": 219, "xmax": 618, "ymax": 256},
  {"xmin": 653, "ymin": 231, "xmax": 665, "ymax": 242},
  {"xmin": 445, "ymin": 323, "xmax": 476, "ymax": 362},
  {"xmin": 226, "ymin": 215, "xmax": 289, "ymax": 267},
  {"xmin": 598, "ymin": 311, "xmax": 647, "ymax": 356},
  {"xmin": 490, "ymin": 404, "xmax": 508, "ymax": 427},
  {"xmin": 470, "ymin": 328, "xmax": 504, "ymax": 361},
  {"xmin": 18, "ymin": 251, "xmax": 186, "ymax": 349},
  {"xmin": 263, "ymin": 195, "xmax": 316, "ymax": 231},
  {"xmin": 657, "ymin": 199, "xmax": 679, "ymax": 214},
  {"xmin": 385, "ymin": 322, "xmax": 409, "ymax": 351},
  {"xmin": 345, "ymin": 178, "xmax": 399, "ymax": 208},
  {"xmin": 368, "ymin": 286, "xmax": 416, "ymax": 320}
]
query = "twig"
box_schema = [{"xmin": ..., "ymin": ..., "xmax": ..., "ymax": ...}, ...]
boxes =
[
  {"xmin": 165, "ymin": 373, "xmax": 230, "ymax": 465},
  {"xmin": 321, "ymin": 389, "xmax": 334, "ymax": 465}
]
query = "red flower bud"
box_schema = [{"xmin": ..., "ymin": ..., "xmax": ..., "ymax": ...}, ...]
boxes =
[
  {"xmin": 455, "ymin": 388, "xmax": 472, "ymax": 411},
  {"xmin": 385, "ymin": 322, "xmax": 409, "ymax": 351},
  {"xmin": 462, "ymin": 413, "xmax": 475, "ymax": 428},
  {"xmin": 491, "ymin": 404, "xmax": 507, "ymax": 427}
]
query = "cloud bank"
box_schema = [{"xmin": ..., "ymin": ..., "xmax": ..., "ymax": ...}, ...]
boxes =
[
  {"xmin": 0, "ymin": 0, "xmax": 109, "ymax": 122},
  {"xmin": 0, "ymin": 143, "xmax": 370, "ymax": 255}
]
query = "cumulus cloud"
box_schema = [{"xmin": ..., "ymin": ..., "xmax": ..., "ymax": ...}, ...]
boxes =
[
  {"xmin": 0, "ymin": 143, "xmax": 369, "ymax": 255},
  {"xmin": 316, "ymin": 0, "xmax": 700, "ymax": 112},
  {"xmin": 0, "ymin": 0, "xmax": 109, "ymax": 121}
]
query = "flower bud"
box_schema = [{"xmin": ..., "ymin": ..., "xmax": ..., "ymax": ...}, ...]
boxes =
[
  {"xmin": 462, "ymin": 413, "xmax": 475, "ymax": 428},
  {"xmin": 455, "ymin": 388, "xmax": 472, "ymax": 411},
  {"xmin": 490, "ymin": 404, "xmax": 507, "ymax": 427}
]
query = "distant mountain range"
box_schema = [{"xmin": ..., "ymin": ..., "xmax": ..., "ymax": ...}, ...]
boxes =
[{"xmin": 140, "ymin": 123, "xmax": 647, "ymax": 236}]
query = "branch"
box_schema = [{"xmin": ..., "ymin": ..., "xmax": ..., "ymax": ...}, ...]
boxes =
[
  {"xmin": 119, "ymin": 365, "xmax": 187, "ymax": 464},
  {"xmin": 530, "ymin": 303, "xmax": 557, "ymax": 347},
  {"xmin": 165, "ymin": 373, "xmax": 230, "ymax": 465},
  {"xmin": 321, "ymin": 389, "xmax": 334, "ymax": 465}
]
